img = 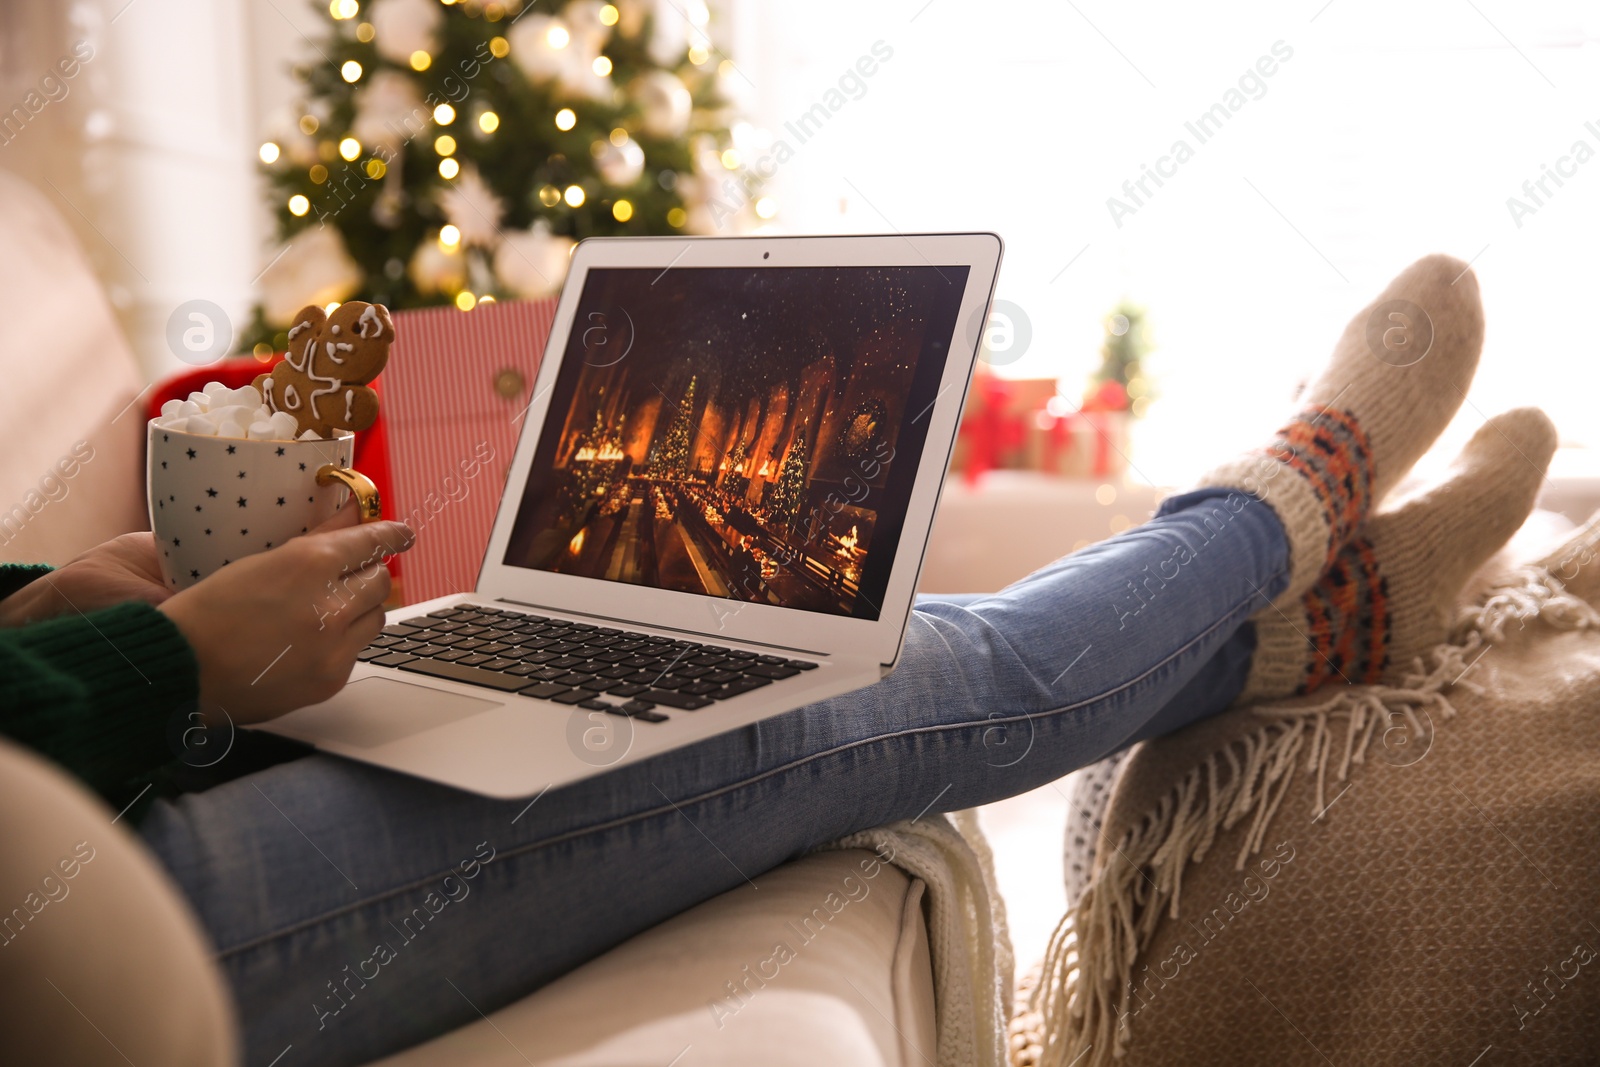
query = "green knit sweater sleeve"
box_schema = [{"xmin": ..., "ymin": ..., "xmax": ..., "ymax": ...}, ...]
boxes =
[{"xmin": 0, "ymin": 595, "xmax": 199, "ymax": 800}]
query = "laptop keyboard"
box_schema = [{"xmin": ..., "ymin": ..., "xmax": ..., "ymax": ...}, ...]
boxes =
[{"xmin": 358, "ymin": 605, "xmax": 818, "ymax": 722}]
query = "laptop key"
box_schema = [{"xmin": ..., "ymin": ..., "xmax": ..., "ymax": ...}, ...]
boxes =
[
  {"xmin": 717, "ymin": 677, "xmax": 773, "ymax": 698},
  {"xmin": 455, "ymin": 639, "xmax": 490, "ymax": 651},
  {"xmin": 357, "ymin": 646, "xmax": 391, "ymax": 661},
  {"xmin": 372, "ymin": 652, "xmax": 417, "ymax": 668},
  {"xmin": 368, "ymin": 635, "xmax": 401, "ymax": 648},
  {"xmin": 605, "ymin": 683, "xmax": 648, "ymax": 696},
  {"xmin": 682, "ymin": 682, "xmax": 722, "ymax": 696},
  {"xmin": 745, "ymin": 663, "xmax": 800, "ymax": 679},
  {"xmin": 756, "ymin": 655, "xmax": 788, "ymax": 665},
  {"xmin": 502, "ymin": 662, "xmax": 543, "ymax": 676},
  {"xmin": 457, "ymin": 653, "xmax": 494, "ymax": 667},
  {"xmin": 454, "ymin": 625, "xmax": 490, "ymax": 637},
  {"xmin": 520, "ymin": 650, "xmax": 559, "ymax": 664},
  {"xmin": 480, "ymin": 658, "xmax": 521, "ymax": 671},
  {"xmin": 434, "ymin": 649, "xmax": 472, "ymax": 662},
  {"xmin": 477, "ymin": 643, "xmax": 512, "ymax": 656},
  {"xmin": 396, "ymin": 659, "xmax": 530, "ymax": 692},
  {"xmin": 550, "ymin": 689, "xmax": 590, "ymax": 705},
  {"xmin": 381, "ymin": 623, "xmax": 424, "ymax": 638},
  {"xmin": 636, "ymin": 689, "xmax": 712, "ymax": 710},
  {"xmin": 578, "ymin": 698, "xmax": 613, "ymax": 712},
  {"xmin": 518, "ymin": 682, "xmax": 573, "ymax": 699},
  {"xmin": 387, "ymin": 640, "xmax": 425, "ymax": 653},
  {"xmin": 531, "ymin": 667, "xmax": 569, "ymax": 681},
  {"xmin": 704, "ymin": 670, "xmax": 743, "ymax": 684},
  {"xmin": 785, "ymin": 660, "xmax": 819, "ymax": 670}
]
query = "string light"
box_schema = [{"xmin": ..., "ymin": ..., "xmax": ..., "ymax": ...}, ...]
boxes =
[
  {"xmin": 288, "ymin": 194, "xmax": 310, "ymax": 216},
  {"xmin": 555, "ymin": 108, "xmax": 576, "ymax": 131},
  {"xmin": 485, "ymin": 2, "xmax": 506, "ymax": 20},
  {"xmin": 435, "ymin": 134, "xmax": 457, "ymax": 155},
  {"xmin": 609, "ymin": 127, "xmax": 628, "ymax": 146},
  {"xmin": 329, "ymin": 0, "xmax": 359, "ymax": 18},
  {"xmin": 563, "ymin": 184, "xmax": 585, "ymax": 207},
  {"xmin": 755, "ymin": 196, "xmax": 777, "ymax": 219},
  {"xmin": 1095, "ymin": 484, "xmax": 1117, "ymax": 506},
  {"xmin": 455, "ymin": 291, "xmax": 477, "ymax": 311},
  {"xmin": 339, "ymin": 137, "xmax": 361, "ymax": 161},
  {"xmin": 356, "ymin": 22, "xmax": 374, "ymax": 42},
  {"xmin": 599, "ymin": 4, "xmax": 619, "ymax": 25},
  {"xmin": 259, "ymin": 142, "xmax": 280, "ymax": 164},
  {"xmin": 439, "ymin": 157, "xmax": 460, "ymax": 178},
  {"xmin": 688, "ymin": 44, "xmax": 710, "ymax": 65},
  {"xmin": 299, "ymin": 115, "xmax": 319, "ymax": 135},
  {"xmin": 489, "ymin": 35, "xmax": 510, "ymax": 58},
  {"xmin": 433, "ymin": 103, "xmax": 456, "ymax": 125},
  {"xmin": 479, "ymin": 294, "xmax": 496, "ymax": 304},
  {"xmin": 340, "ymin": 60, "xmax": 362, "ymax": 82},
  {"xmin": 253, "ymin": 343, "xmax": 274, "ymax": 360},
  {"xmin": 317, "ymin": 140, "xmax": 337, "ymax": 162},
  {"xmin": 325, "ymin": 302, "xmax": 342, "ymax": 314},
  {"xmin": 538, "ymin": 184, "xmax": 561, "ymax": 206},
  {"xmin": 409, "ymin": 51, "xmax": 432, "ymax": 71},
  {"xmin": 438, "ymin": 224, "xmax": 461, "ymax": 248},
  {"xmin": 720, "ymin": 148, "xmax": 740, "ymax": 169},
  {"xmin": 592, "ymin": 56, "xmax": 612, "ymax": 76},
  {"xmin": 364, "ymin": 157, "xmax": 386, "ymax": 178},
  {"xmin": 612, "ymin": 199, "xmax": 633, "ymax": 221},
  {"xmin": 667, "ymin": 206, "xmax": 686, "ymax": 227},
  {"xmin": 309, "ymin": 164, "xmax": 328, "ymax": 183},
  {"xmin": 718, "ymin": 59, "xmax": 736, "ymax": 77},
  {"xmin": 479, "ymin": 110, "xmax": 500, "ymax": 133},
  {"xmin": 547, "ymin": 25, "xmax": 570, "ymax": 48}
]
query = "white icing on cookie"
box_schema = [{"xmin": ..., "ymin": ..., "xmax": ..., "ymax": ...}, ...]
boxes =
[
  {"xmin": 344, "ymin": 388, "xmax": 354, "ymax": 422},
  {"xmin": 357, "ymin": 303, "xmax": 390, "ymax": 339},
  {"xmin": 283, "ymin": 382, "xmax": 302, "ymax": 410},
  {"xmin": 287, "ymin": 320, "xmax": 312, "ymax": 340}
]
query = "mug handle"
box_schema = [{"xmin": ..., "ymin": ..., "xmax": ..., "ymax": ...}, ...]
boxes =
[{"xmin": 316, "ymin": 465, "xmax": 383, "ymax": 522}]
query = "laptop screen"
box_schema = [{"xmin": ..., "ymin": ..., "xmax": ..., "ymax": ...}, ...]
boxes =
[{"xmin": 501, "ymin": 264, "xmax": 969, "ymax": 621}]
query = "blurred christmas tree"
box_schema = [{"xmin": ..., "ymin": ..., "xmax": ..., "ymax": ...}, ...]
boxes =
[
  {"xmin": 655, "ymin": 374, "xmax": 696, "ymax": 476},
  {"xmin": 246, "ymin": 0, "xmax": 765, "ymax": 354},
  {"xmin": 1087, "ymin": 300, "xmax": 1155, "ymax": 417},
  {"xmin": 766, "ymin": 427, "xmax": 808, "ymax": 526}
]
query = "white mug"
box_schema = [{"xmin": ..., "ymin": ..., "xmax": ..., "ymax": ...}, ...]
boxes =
[{"xmin": 147, "ymin": 423, "xmax": 380, "ymax": 592}]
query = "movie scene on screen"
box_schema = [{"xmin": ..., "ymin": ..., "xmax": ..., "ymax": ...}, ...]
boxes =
[{"xmin": 503, "ymin": 264, "xmax": 967, "ymax": 620}]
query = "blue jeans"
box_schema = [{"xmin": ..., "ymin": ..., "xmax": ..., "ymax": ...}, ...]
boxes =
[{"xmin": 139, "ymin": 489, "xmax": 1289, "ymax": 1067}]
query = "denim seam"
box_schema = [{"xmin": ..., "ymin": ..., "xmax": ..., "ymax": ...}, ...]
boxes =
[{"xmin": 216, "ymin": 576, "xmax": 1279, "ymax": 961}]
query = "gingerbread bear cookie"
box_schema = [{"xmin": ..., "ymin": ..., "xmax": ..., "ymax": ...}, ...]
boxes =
[{"xmin": 254, "ymin": 301, "xmax": 394, "ymax": 439}]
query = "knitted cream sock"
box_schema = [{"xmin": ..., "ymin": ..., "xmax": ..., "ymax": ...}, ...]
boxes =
[
  {"xmin": 1241, "ymin": 407, "xmax": 1557, "ymax": 701},
  {"xmin": 1199, "ymin": 254, "xmax": 1485, "ymax": 605}
]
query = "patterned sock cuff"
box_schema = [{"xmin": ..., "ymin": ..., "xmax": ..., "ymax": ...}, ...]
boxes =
[
  {"xmin": 1303, "ymin": 534, "xmax": 1391, "ymax": 687},
  {"xmin": 1199, "ymin": 405, "xmax": 1376, "ymax": 606}
]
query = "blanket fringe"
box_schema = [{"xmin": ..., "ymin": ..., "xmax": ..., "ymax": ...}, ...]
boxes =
[{"xmin": 1024, "ymin": 564, "xmax": 1599, "ymax": 1067}]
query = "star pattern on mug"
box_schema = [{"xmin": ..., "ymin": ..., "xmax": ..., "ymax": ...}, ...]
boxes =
[
  {"xmin": 238, "ymin": 497, "xmax": 248, "ymax": 507},
  {"xmin": 186, "ymin": 448, "xmax": 197, "ymax": 459}
]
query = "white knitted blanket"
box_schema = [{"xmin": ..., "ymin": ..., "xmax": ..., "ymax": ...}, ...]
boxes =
[{"xmin": 817, "ymin": 808, "xmax": 1014, "ymax": 1067}]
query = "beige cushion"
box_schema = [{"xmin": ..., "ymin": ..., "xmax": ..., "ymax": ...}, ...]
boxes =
[
  {"xmin": 371, "ymin": 849, "xmax": 938, "ymax": 1067},
  {"xmin": 0, "ymin": 739, "xmax": 237, "ymax": 1066},
  {"xmin": 0, "ymin": 168, "xmax": 147, "ymax": 564}
]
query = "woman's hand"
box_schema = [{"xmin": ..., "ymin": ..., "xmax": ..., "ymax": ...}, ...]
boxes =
[
  {"xmin": 159, "ymin": 511, "xmax": 415, "ymax": 725},
  {"xmin": 0, "ymin": 533, "xmax": 170, "ymax": 626}
]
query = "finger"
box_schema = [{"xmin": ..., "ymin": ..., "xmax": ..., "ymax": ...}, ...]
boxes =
[
  {"xmin": 309, "ymin": 505, "xmax": 362, "ymax": 536},
  {"xmin": 339, "ymin": 601, "xmax": 388, "ymax": 660},
  {"xmin": 322, "ymin": 558, "xmax": 392, "ymax": 626},
  {"xmin": 313, "ymin": 520, "xmax": 416, "ymax": 575}
]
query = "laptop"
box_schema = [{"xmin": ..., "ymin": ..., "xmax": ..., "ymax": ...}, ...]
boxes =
[{"xmin": 257, "ymin": 233, "xmax": 1003, "ymax": 798}]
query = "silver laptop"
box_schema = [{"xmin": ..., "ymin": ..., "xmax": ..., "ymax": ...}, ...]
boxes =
[{"xmin": 258, "ymin": 233, "xmax": 1003, "ymax": 798}]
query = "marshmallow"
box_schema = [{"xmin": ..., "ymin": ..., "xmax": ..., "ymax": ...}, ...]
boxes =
[
  {"xmin": 267, "ymin": 411, "xmax": 299, "ymax": 439},
  {"xmin": 217, "ymin": 419, "xmax": 249, "ymax": 439},
  {"xmin": 203, "ymin": 381, "xmax": 229, "ymax": 398},
  {"xmin": 154, "ymin": 414, "xmax": 186, "ymax": 431},
  {"xmin": 298, "ymin": 429, "xmax": 322, "ymax": 441},
  {"xmin": 187, "ymin": 391, "xmax": 211, "ymax": 409},
  {"xmin": 185, "ymin": 414, "xmax": 219, "ymax": 436},
  {"xmin": 176, "ymin": 399, "xmax": 203, "ymax": 418},
  {"xmin": 160, "ymin": 398, "xmax": 183, "ymax": 418},
  {"xmin": 247, "ymin": 420, "xmax": 278, "ymax": 440}
]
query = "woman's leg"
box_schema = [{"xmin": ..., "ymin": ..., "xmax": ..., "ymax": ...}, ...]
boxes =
[{"xmin": 141, "ymin": 489, "xmax": 1289, "ymax": 1067}]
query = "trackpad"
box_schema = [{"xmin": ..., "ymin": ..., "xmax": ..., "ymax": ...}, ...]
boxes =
[{"xmin": 272, "ymin": 677, "xmax": 501, "ymax": 749}]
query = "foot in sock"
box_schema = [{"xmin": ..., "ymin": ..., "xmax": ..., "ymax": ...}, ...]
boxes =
[
  {"xmin": 1240, "ymin": 407, "xmax": 1557, "ymax": 701},
  {"xmin": 1200, "ymin": 254, "xmax": 1486, "ymax": 604}
]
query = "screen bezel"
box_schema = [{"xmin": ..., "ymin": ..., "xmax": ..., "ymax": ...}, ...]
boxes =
[{"xmin": 476, "ymin": 233, "xmax": 1002, "ymax": 667}]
